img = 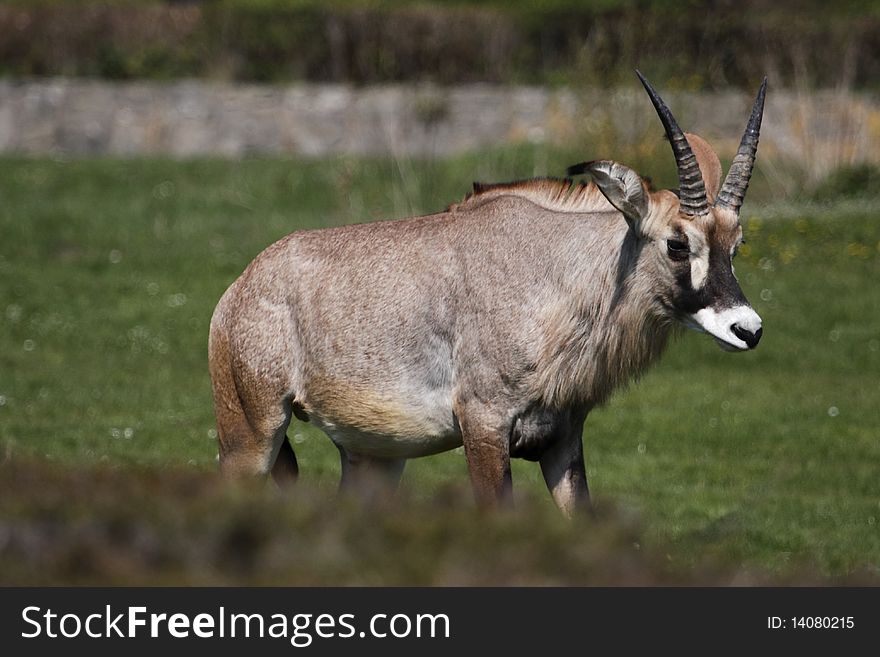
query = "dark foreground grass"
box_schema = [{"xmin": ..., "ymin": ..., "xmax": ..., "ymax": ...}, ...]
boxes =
[
  {"xmin": 2, "ymin": 458, "xmax": 874, "ymax": 586},
  {"xmin": 0, "ymin": 458, "xmax": 683, "ymax": 586},
  {"xmin": 0, "ymin": 153, "xmax": 878, "ymax": 583}
]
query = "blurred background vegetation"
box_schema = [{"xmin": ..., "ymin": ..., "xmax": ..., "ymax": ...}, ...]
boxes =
[{"xmin": 0, "ymin": 0, "xmax": 879, "ymax": 88}]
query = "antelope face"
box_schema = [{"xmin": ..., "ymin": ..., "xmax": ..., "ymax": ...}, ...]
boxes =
[
  {"xmin": 579, "ymin": 71, "xmax": 767, "ymax": 352},
  {"xmin": 663, "ymin": 211, "xmax": 762, "ymax": 351}
]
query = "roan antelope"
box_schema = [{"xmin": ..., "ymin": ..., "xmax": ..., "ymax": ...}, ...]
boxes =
[{"xmin": 209, "ymin": 72, "xmax": 767, "ymax": 514}]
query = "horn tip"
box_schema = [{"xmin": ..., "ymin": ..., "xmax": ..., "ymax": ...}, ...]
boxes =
[
  {"xmin": 566, "ymin": 162, "xmax": 589, "ymax": 176},
  {"xmin": 566, "ymin": 161, "xmax": 603, "ymax": 177}
]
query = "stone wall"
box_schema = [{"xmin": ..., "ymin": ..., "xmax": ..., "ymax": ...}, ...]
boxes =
[{"xmin": 1, "ymin": 79, "xmax": 878, "ymax": 179}]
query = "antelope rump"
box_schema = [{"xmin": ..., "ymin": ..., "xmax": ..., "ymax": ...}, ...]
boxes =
[{"xmin": 209, "ymin": 72, "xmax": 768, "ymax": 514}]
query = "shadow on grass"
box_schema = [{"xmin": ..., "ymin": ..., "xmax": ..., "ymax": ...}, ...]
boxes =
[{"xmin": 1, "ymin": 458, "xmax": 872, "ymax": 586}]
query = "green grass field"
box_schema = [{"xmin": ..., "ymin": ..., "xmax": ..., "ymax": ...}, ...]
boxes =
[{"xmin": 1, "ymin": 152, "xmax": 878, "ymax": 584}]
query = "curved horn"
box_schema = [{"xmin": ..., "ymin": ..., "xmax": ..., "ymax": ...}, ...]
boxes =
[
  {"xmin": 636, "ymin": 70, "xmax": 709, "ymax": 217},
  {"xmin": 715, "ymin": 77, "xmax": 768, "ymax": 214}
]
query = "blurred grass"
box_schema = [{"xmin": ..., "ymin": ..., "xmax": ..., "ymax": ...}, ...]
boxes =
[
  {"xmin": 4, "ymin": 457, "xmax": 874, "ymax": 586},
  {"xmin": 812, "ymin": 163, "xmax": 880, "ymax": 201},
  {"xmin": 0, "ymin": 151, "xmax": 879, "ymax": 582},
  {"xmin": 0, "ymin": 459, "xmax": 687, "ymax": 585}
]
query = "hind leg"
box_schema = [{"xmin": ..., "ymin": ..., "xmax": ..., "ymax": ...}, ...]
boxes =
[
  {"xmin": 212, "ymin": 362, "xmax": 293, "ymax": 480},
  {"xmin": 216, "ymin": 404, "xmax": 292, "ymax": 480},
  {"xmin": 209, "ymin": 316, "xmax": 296, "ymax": 480},
  {"xmin": 271, "ymin": 436, "xmax": 299, "ymax": 487},
  {"xmin": 337, "ymin": 444, "xmax": 405, "ymax": 500}
]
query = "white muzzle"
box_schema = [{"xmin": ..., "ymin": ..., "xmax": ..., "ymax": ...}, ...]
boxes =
[{"xmin": 690, "ymin": 305, "xmax": 763, "ymax": 351}]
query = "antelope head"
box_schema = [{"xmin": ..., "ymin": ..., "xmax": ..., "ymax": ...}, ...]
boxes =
[{"xmin": 572, "ymin": 71, "xmax": 767, "ymax": 351}]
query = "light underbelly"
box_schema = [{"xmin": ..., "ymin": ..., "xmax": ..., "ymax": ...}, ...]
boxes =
[
  {"xmin": 321, "ymin": 424, "xmax": 463, "ymax": 459},
  {"xmin": 301, "ymin": 375, "xmax": 460, "ymax": 459}
]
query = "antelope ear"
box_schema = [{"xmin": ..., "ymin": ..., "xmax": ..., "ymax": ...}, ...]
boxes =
[
  {"xmin": 571, "ymin": 160, "xmax": 649, "ymax": 234},
  {"xmin": 684, "ymin": 133, "xmax": 722, "ymax": 203}
]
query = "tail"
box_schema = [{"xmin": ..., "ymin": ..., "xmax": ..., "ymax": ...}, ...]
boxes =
[{"xmin": 209, "ymin": 311, "xmax": 300, "ymax": 486}]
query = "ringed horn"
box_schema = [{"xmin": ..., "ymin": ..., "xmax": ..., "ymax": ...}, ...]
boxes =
[{"xmin": 635, "ymin": 70, "xmax": 768, "ymax": 218}]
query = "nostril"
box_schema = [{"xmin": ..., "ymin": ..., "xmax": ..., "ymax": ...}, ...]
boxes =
[{"xmin": 731, "ymin": 323, "xmax": 762, "ymax": 349}]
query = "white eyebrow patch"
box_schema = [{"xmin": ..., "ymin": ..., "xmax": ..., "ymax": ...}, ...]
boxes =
[{"xmin": 690, "ymin": 249, "xmax": 710, "ymax": 290}]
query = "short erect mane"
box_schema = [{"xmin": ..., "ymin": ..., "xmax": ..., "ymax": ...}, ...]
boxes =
[{"xmin": 449, "ymin": 177, "xmax": 617, "ymax": 214}]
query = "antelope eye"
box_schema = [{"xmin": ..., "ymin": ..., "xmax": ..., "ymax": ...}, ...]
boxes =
[{"xmin": 666, "ymin": 238, "xmax": 690, "ymax": 260}]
